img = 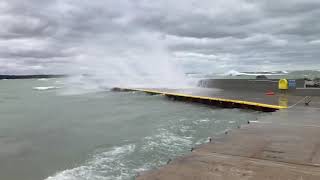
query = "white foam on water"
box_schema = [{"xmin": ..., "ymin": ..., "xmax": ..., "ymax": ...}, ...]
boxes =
[
  {"xmin": 38, "ymin": 78, "xmax": 49, "ymax": 81},
  {"xmin": 141, "ymin": 129, "xmax": 193, "ymax": 154},
  {"xmin": 192, "ymin": 119, "xmax": 211, "ymax": 126},
  {"xmin": 55, "ymin": 80, "xmax": 64, "ymax": 84},
  {"xmin": 33, "ymin": 86, "xmax": 60, "ymax": 91},
  {"xmin": 45, "ymin": 126, "xmax": 195, "ymax": 180},
  {"xmin": 196, "ymin": 119, "xmax": 210, "ymax": 124},
  {"xmin": 249, "ymin": 120, "xmax": 260, "ymax": 123},
  {"xmin": 220, "ymin": 69, "xmax": 287, "ymax": 76},
  {"xmin": 178, "ymin": 125, "xmax": 191, "ymax": 133},
  {"xmin": 194, "ymin": 138, "xmax": 209, "ymax": 145},
  {"xmin": 45, "ymin": 144, "xmax": 136, "ymax": 180}
]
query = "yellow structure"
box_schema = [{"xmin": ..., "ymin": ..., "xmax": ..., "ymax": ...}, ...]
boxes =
[
  {"xmin": 278, "ymin": 79, "xmax": 289, "ymax": 90},
  {"xmin": 123, "ymin": 88, "xmax": 288, "ymax": 110},
  {"xmin": 278, "ymin": 95, "xmax": 288, "ymax": 107}
]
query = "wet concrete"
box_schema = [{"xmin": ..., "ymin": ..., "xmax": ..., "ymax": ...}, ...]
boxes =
[{"xmin": 137, "ymin": 106, "xmax": 320, "ymax": 180}]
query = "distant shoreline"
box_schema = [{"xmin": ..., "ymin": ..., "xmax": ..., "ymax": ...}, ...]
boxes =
[{"xmin": 0, "ymin": 74, "xmax": 67, "ymax": 80}]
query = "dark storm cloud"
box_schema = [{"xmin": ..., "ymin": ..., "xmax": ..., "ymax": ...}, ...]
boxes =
[{"xmin": 0, "ymin": 0, "xmax": 320, "ymax": 74}]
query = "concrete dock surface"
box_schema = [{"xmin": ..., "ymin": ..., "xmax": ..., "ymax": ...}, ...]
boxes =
[{"xmin": 135, "ymin": 90, "xmax": 320, "ymax": 180}]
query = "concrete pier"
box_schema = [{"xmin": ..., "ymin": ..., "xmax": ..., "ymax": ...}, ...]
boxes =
[{"xmin": 137, "ymin": 105, "xmax": 320, "ymax": 180}]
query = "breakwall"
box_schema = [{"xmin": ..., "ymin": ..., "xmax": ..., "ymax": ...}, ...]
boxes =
[{"xmin": 198, "ymin": 79, "xmax": 305, "ymax": 92}]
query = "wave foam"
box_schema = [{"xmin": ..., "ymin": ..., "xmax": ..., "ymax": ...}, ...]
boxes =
[
  {"xmin": 221, "ymin": 70, "xmax": 288, "ymax": 76},
  {"xmin": 33, "ymin": 86, "xmax": 59, "ymax": 90},
  {"xmin": 45, "ymin": 144, "xmax": 136, "ymax": 180},
  {"xmin": 45, "ymin": 127, "xmax": 195, "ymax": 180}
]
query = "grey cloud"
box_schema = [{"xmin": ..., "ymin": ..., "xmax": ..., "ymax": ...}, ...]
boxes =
[
  {"xmin": 256, "ymin": 0, "xmax": 320, "ymax": 16},
  {"xmin": 0, "ymin": 0, "xmax": 319, "ymax": 74},
  {"xmin": 0, "ymin": 15, "xmax": 56, "ymax": 39},
  {"xmin": 0, "ymin": 48, "xmax": 71, "ymax": 59}
]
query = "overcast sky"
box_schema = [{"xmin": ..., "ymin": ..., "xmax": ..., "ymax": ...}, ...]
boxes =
[{"xmin": 1, "ymin": 0, "xmax": 320, "ymax": 75}]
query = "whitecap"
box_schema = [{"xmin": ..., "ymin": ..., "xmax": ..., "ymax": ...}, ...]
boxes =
[
  {"xmin": 45, "ymin": 144, "xmax": 136, "ymax": 180},
  {"xmin": 140, "ymin": 129, "xmax": 192, "ymax": 154},
  {"xmin": 198, "ymin": 119, "xmax": 209, "ymax": 122},
  {"xmin": 221, "ymin": 70, "xmax": 243, "ymax": 76},
  {"xmin": 220, "ymin": 70, "xmax": 287, "ymax": 76},
  {"xmin": 55, "ymin": 80, "xmax": 64, "ymax": 84},
  {"xmin": 249, "ymin": 120, "xmax": 260, "ymax": 123},
  {"xmin": 33, "ymin": 86, "xmax": 59, "ymax": 90}
]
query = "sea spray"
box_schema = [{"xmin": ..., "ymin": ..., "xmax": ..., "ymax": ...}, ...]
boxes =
[{"xmin": 63, "ymin": 32, "xmax": 190, "ymax": 94}]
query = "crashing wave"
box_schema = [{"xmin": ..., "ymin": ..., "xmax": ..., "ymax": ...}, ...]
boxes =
[
  {"xmin": 222, "ymin": 70, "xmax": 243, "ymax": 76},
  {"xmin": 221, "ymin": 70, "xmax": 288, "ymax": 76}
]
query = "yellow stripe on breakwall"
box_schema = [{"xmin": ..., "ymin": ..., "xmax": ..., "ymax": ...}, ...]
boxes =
[{"xmin": 126, "ymin": 88, "xmax": 288, "ymax": 110}]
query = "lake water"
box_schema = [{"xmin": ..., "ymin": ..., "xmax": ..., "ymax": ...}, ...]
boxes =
[{"xmin": 0, "ymin": 79, "xmax": 262, "ymax": 180}]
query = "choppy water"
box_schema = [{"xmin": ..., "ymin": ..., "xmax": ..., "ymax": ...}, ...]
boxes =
[{"xmin": 0, "ymin": 79, "xmax": 262, "ymax": 180}]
